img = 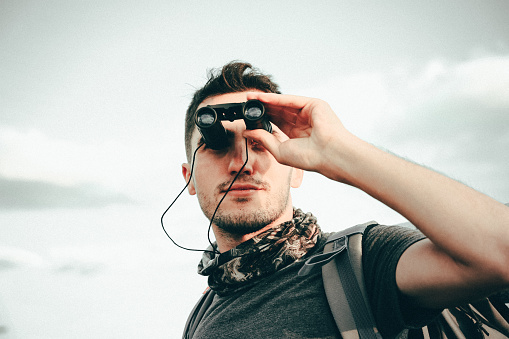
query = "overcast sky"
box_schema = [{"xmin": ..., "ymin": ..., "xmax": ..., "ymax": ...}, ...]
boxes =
[{"xmin": 1, "ymin": 1, "xmax": 508, "ymax": 337}]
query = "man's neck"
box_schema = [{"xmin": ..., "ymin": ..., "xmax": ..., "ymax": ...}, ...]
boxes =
[
  {"xmin": 213, "ymin": 206, "xmax": 295, "ymax": 253},
  {"xmin": 213, "ymin": 224, "xmax": 275, "ymax": 253}
]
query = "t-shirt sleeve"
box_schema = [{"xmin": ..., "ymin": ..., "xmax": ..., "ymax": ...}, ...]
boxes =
[{"xmin": 362, "ymin": 224, "xmax": 442, "ymax": 338}]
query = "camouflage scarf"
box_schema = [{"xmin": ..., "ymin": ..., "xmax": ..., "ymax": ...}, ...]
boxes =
[{"xmin": 198, "ymin": 208, "xmax": 323, "ymax": 296}]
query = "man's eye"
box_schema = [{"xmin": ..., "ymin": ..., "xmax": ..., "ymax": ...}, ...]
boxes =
[{"xmin": 250, "ymin": 139, "xmax": 264, "ymax": 150}]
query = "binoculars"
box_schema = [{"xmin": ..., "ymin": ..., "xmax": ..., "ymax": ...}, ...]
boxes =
[{"xmin": 195, "ymin": 99, "xmax": 272, "ymax": 150}]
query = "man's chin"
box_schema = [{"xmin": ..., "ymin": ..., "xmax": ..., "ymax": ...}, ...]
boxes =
[
  {"xmin": 218, "ymin": 197, "xmax": 262, "ymax": 211},
  {"xmin": 213, "ymin": 209, "xmax": 282, "ymax": 236}
]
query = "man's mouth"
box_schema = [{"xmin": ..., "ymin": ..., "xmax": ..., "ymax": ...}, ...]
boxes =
[
  {"xmin": 222, "ymin": 184, "xmax": 262, "ymax": 193},
  {"xmin": 218, "ymin": 176, "xmax": 268, "ymax": 195}
]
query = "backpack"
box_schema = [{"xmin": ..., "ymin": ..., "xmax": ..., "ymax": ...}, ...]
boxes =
[
  {"xmin": 183, "ymin": 222, "xmax": 509, "ymax": 338},
  {"xmin": 298, "ymin": 222, "xmax": 509, "ymax": 339}
]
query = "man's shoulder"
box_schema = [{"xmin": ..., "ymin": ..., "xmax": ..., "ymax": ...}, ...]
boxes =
[{"xmin": 362, "ymin": 223, "xmax": 425, "ymax": 252}]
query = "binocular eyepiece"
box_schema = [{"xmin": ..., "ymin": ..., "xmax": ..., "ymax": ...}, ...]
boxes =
[{"xmin": 195, "ymin": 99, "xmax": 272, "ymax": 150}]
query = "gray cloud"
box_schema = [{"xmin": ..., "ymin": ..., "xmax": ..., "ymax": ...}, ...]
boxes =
[
  {"xmin": 0, "ymin": 258, "xmax": 18, "ymax": 270},
  {"xmin": 338, "ymin": 55, "xmax": 509, "ymax": 203},
  {"xmin": 0, "ymin": 176, "xmax": 134, "ymax": 210},
  {"xmin": 53, "ymin": 259, "xmax": 105, "ymax": 275},
  {"xmin": 393, "ymin": 96, "xmax": 509, "ymax": 148},
  {"xmin": 380, "ymin": 89, "xmax": 509, "ymax": 202}
]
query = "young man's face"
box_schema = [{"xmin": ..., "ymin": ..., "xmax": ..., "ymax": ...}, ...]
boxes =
[{"xmin": 182, "ymin": 91, "xmax": 303, "ymax": 236}]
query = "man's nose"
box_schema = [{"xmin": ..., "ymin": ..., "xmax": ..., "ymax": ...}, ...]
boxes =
[{"xmin": 227, "ymin": 137, "xmax": 253, "ymax": 176}]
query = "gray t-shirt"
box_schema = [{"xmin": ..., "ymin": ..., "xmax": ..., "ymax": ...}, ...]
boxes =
[{"xmin": 191, "ymin": 225, "xmax": 436, "ymax": 338}]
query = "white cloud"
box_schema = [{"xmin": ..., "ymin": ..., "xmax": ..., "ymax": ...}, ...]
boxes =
[
  {"xmin": 385, "ymin": 56, "xmax": 509, "ymax": 202},
  {"xmin": 293, "ymin": 54, "xmax": 509, "ymax": 202},
  {"xmin": 0, "ymin": 246, "xmax": 49, "ymax": 270},
  {"xmin": 295, "ymin": 54, "xmax": 509, "ymax": 137},
  {"xmin": 451, "ymin": 56, "xmax": 509, "ymax": 105},
  {"xmin": 0, "ymin": 239, "xmax": 182, "ymax": 275},
  {"xmin": 0, "ymin": 126, "xmax": 128, "ymax": 186},
  {"xmin": 390, "ymin": 55, "xmax": 509, "ymax": 147},
  {"xmin": 0, "ymin": 245, "xmax": 104, "ymax": 274},
  {"xmin": 292, "ymin": 71, "xmax": 394, "ymax": 138},
  {"xmin": 49, "ymin": 246, "xmax": 110, "ymax": 275},
  {"xmin": 0, "ymin": 245, "xmax": 108, "ymax": 274},
  {"xmin": 0, "ymin": 125, "xmax": 183, "ymax": 204}
]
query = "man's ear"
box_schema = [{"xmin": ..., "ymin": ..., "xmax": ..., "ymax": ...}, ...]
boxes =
[
  {"xmin": 290, "ymin": 168, "xmax": 304, "ymax": 188},
  {"xmin": 181, "ymin": 163, "xmax": 196, "ymax": 195}
]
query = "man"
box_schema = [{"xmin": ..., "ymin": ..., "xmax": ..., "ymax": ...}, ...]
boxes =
[{"xmin": 181, "ymin": 62, "xmax": 509, "ymax": 338}]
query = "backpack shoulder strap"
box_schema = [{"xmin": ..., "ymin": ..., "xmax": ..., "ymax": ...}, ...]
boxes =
[
  {"xmin": 182, "ymin": 288, "xmax": 216, "ymax": 339},
  {"xmin": 321, "ymin": 222, "xmax": 381, "ymax": 339},
  {"xmin": 298, "ymin": 222, "xmax": 376, "ymax": 277},
  {"xmin": 311, "ymin": 221, "xmax": 509, "ymax": 339},
  {"xmin": 299, "ymin": 221, "xmax": 380, "ymax": 338}
]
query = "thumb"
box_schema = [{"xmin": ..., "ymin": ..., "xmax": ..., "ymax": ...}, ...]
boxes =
[{"xmin": 243, "ymin": 129, "xmax": 282, "ymax": 160}]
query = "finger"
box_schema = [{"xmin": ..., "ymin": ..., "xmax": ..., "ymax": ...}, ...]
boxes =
[
  {"xmin": 265, "ymin": 112, "xmax": 297, "ymax": 137},
  {"xmin": 246, "ymin": 92, "xmax": 312, "ymax": 110},
  {"xmin": 263, "ymin": 103, "xmax": 301, "ymax": 123},
  {"xmin": 246, "ymin": 92, "xmax": 313, "ymax": 134},
  {"xmin": 242, "ymin": 129, "xmax": 282, "ymax": 161}
]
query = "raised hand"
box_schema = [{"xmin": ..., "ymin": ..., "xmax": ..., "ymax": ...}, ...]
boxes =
[{"xmin": 243, "ymin": 92, "xmax": 354, "ymax": 180}]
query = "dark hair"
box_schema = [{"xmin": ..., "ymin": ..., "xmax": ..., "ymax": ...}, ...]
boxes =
[{"xmin": 184, "ymin": 61, "xmax": 281, "ymax": 161}]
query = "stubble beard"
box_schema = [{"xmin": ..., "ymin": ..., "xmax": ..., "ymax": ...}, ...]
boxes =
[{"xmin": 198, "ymin": 177, "xmax": 292, "ymax": 236}]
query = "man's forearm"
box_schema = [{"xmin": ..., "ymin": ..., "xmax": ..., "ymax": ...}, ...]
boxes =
[{"xmin": 324, "ymin": 134, "xmax": 509, "ymax": 279}]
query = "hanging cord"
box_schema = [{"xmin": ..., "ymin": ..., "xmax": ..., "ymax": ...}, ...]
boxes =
[
  {"xmin": 161, "ymin": 139, "xmax": 249, "ymax": 254},
  {"xmin": 160, "ymin": 143, "xmax": 212, "ymax": 253},
  {"xmin": 206, "ymin": 138, "xmax": 249, "ymax": 253}
]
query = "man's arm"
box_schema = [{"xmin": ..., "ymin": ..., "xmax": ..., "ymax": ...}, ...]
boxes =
[{"xmin": 243, "ymin": 92, "xmax": 509, "ymax": 309}]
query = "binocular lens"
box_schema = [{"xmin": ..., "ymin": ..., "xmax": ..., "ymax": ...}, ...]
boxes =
[
  {"xmin": 244, "ymin": 106, "xmax": 263, "ymax": 119},
  {"xmin": 196, "ymin": 109, "xmax": 216, "ymax": 127},
  {"xmin": 243, "ymin": 100, "xmax": 265, "ymax": 120}
]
